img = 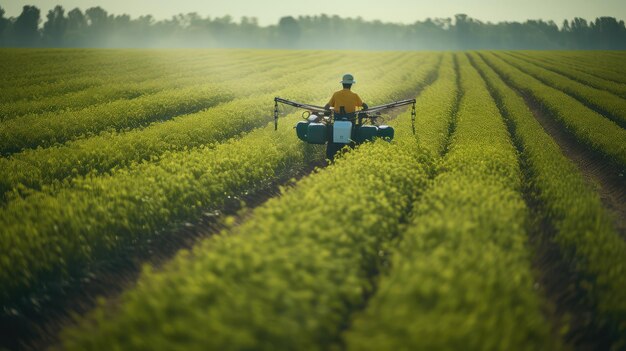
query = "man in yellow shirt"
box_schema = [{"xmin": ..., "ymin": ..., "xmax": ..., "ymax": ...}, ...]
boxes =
[
  {"xmin": 324, "ymin": 73, "xmax": 368, "ymax": 160},
  {"xmin": 324, "ymin": 73, "xmax": 368, "ymax": 115}
]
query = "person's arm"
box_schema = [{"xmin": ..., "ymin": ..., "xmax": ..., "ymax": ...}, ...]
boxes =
[
  {"xmin": 356, "ymin": 94, "xmax": 367, "ymax": 110},
  {"xmin": 325, "ymin": 93, "xmax": 335, "ymax": 110}
]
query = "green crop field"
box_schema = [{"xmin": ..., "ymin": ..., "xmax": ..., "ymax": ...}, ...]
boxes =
[{"xmin": 0, "ymin": 49, "xmax": 625, "ymax": 350}]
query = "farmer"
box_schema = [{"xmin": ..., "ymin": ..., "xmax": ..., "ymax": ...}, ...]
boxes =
[{"xmin": 324, "ymin": 73, "xmax": 368, "ymax": 160}]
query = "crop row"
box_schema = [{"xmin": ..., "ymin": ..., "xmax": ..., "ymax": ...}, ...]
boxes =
[
  {"xmin": 0, "ymin": 50, "xmax": 153, "ymax": 91},
  {"xmin": 522, "ymin": 51, "xmax": 626, "ymax": 85},
  {"xmin": 0, "ymin": 112, "xmax": 321, "ymax": 310},
  {"xmin": 0, "ymin": 84, "xmax": 234, "ymax": 155},
  {"xmin": 344, "ymin": 53, "xmax": 553, "ymax": 350},
  {"xmin": 411, "ymin": 54, "xmax": 459, "ymax": 156},
  {"xmin": 0, "ymin": 50, "xmax": 322, "ymax": 122},
  {"xmin": 0, "ymin": 50, "xmax": 311, "ymax": 118},
  {"xmin": 62, "ymin": 137, "xmax": 432, "ymax": 351},
  {"xmin": 553, "ymin": 51, "xmax": 626, "ymax": 71},
  {"xmin": 0, "ymin": 49, "xmax": 301, "ymax": 102},
  {"xmin": 0, "ymin": 54, "xmax": 439, "ymax": 310},
  {"xmin": 400, "ymin": 52, "xmax": 455, "ymax": 143},
  {"xmin": 0, "ymin": 52, "xmax": 333, "ymax": 153},
  {"xmin": 0, "ymin": 53, "xmax": 426, "ymax": 203},
  {"xmin": 0, "ymin": 48, "xmax": 178, "ymax": 80},
  {"xmin": 480, "ymin": 52, "xmax": 626, "ymax": 171},
  {"xmin": 0, "ymin": 50, "xmax": 306, "ymax": 90},
  {"xmin": 509, "ymin": 52, "xmax": 626, "ymax": 99},
  {"xmin": 0, "ymin": 51, "xmax": 201, "ymax": 102},
  {"xmin": 494, "ymin": 52, "xmax": 626, "ymax": 127},
  {"xmin": 471, "ymin": 52, "xmax": 626, "ymax": 347},
  {"xmin": 58, "ymin": 61, "xmax": 454, "ymax": 349},
  {"xmin": 0, "ymin": 51, "xmax": 406, "ymax": 155}
]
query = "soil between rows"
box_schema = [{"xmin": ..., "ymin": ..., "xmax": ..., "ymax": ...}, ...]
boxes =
[
  {"xmin": 1, "ymin": 81, "xmax": 434, "ymax": 351},
  {"xmin": 518, "ymin": 91, "xmax": 624, "ymax": 350},
  {"xmin": 496, "ymin": 52, "xmax": 626, "ymax": 130},
  {"xmin": 507, "ymin": 52, "xmax": 626, "ymax": 100},
  {"xmin": 472, "ymin": 53, "xmax": 623, "ymax": 350},
  {"xmin": 479, "ymin": 54, "xmax": 626, "ymax": 239},
  {"xmin": 520, "ymin": 92, "xmax": 626, "ymax": 239},
  {"xmin": 1, "ymin": 159, "xmax": 326, "ymax": 351}
]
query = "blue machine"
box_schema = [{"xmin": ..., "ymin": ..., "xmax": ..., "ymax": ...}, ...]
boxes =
[{"xmin": 273, "ymin": 97, "xmax": 416, "ymax": 146}]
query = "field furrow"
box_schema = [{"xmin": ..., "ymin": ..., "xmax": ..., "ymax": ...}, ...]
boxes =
[
  {"xmin": 1, "ymin": 48, "xmax": 624, "ymax": 351},
  {"xmin": 0, "ymin": 53, "xmax": 340, "ymax": 155},
  {"xmin": 0, "ymin": 85, "xmax": 235, "ymax": 155},
  {"xmin": 0, "ymin": 54, "xmax": 439, "ymax": 316},
  {"xmin": 344, "ymin": 53, "xmax": 554, "ymax": 351},
  {"xmin": 0, "ymin": 51, "xmax": 314, "ymax": 119},
  {"xmin": 0, "ymin": 51, "xmax": 210, "ymax": 102},
  {"xmin": 494, "ymin": 52, "xmax": 626, "ymax": 128},
  {"xmin": 480, "ymin": 52, "xmax": 626, "ymax": 171},
  {"xmin": 0, "ymin": 53, "xmax": 428, "ymax": 203},
  {"xmin": 64, "ymin": 135, "xmax": 431, "ymax": 351},
  {"xmin": 413, "ymin": 54, "xmax": 461, "ymax": 156},
  {"xmin": 0, "ymin": 50, "xmax": 305, "ymax": 103},
  {"xmin": 57, "ymin": 60, "xmax": 455, "ymax": 351},
  {"xmin": 509, "ymin": 52, "xmax": 626, "ymax": 99},
  {"xmin": 535, "ymin": 52, "xmax": 626, "ymax": 84},
  {"xmin": 470, "ymin": 52, "xmax": 626, "ymax": 348}
]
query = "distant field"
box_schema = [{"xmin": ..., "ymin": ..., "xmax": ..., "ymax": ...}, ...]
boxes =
[{"xmin": 0, "ymin": 49, "xmax": 624, "ymax": 350}]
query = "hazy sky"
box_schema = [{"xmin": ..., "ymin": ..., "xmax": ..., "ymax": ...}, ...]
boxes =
[{"xmin": 3, "ymin": 0, "xmax": 626, "ymax": 25}]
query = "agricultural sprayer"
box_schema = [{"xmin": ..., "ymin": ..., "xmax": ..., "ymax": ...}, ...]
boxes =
[{"xmin": 273, "ymin": 97, "xmax": 416, "ymax": 158}]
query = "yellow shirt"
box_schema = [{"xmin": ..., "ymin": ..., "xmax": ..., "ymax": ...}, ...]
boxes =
[{"xmin": 327, "ymin": 89, "xmax": 363, "ymax": 114}]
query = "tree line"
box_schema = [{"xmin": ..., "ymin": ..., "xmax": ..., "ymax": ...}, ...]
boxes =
[{"xmin": 0, "ymin": 5, "xmax": 625, "ymax": 50}]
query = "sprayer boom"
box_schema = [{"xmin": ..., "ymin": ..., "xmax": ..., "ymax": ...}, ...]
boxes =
[
  {"xmin": 274, "ymin": 97, "xmax": 327, "ymax": 114},
  {"xmin": 364, "ymin": 99, "xmax": 416, "ymax": 113},
  {"xmin": 274, "ymin": 96, "xmax": 417, "ymax": 134}
]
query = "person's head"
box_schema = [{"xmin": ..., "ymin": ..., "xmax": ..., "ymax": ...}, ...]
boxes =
[{"xmin": 340, "ymin": 73, "xmax": 356, "ymax": 89}]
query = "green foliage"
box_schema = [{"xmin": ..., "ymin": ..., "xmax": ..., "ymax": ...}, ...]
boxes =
[
  {"xmin": 60, "ymin": 112, "xmax": 436, "ymax": 351},
  {"xmin": 344, "ymin": 54, "xmax": 554, "ymax": 351},
  {"xmin": 496, "ymin": 52, "xmax": 626, "ymax": 126},
  {"xmin": 0, "ymin": 49, "xmax": 289, "ymax": 103},
  {"xmin": 471, "ymin": 52, "xmax": 626, "ymax": 349},
  {"xmin": 0, "ymin": 52, "xmax": 439, "ymax": 310},
  {"xmin": 525, "ymin": 51, "xmax": 626, "ymax": 84},
  {"xmin": 0, "ymin": 84, "xmax": 234, "ymax": 155},
  {"xmin": 480, "ymin": 52, "xmax": 626, "ymax": 171},
  {"xmin": 1, "ymin": 49, "xmax": 624, "ymax": 350},
  {"xmin": 510, "ymin": 51, "xmax": 626, "ymax": 99},
  {"xmin": 0, "ymin": 52, "xmax": 381, "ymax": 201},
  {"xmin": 0, "ymin": 50, "xmax": 283, "ymax": 118},
  {"xmin": 410, "ymin": 53, "xmax": 459, "ymax": 156},
  {"xmin": 3, "ymin": 50, "xmax": 403, "ymax": 155},
  {"xmin": 0, "ymin": 114, "xmax": 317, "ymax": 307}
]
